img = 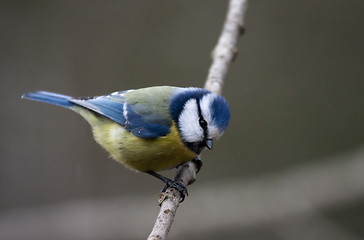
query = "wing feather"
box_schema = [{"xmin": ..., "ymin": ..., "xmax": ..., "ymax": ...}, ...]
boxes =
[{"xmin": 70, "ymin": 88, "xmax": 175, "ymax": 139}]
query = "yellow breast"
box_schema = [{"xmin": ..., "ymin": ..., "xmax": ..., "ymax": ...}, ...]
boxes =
[{"xmin": 72, "ymin": 107, "xmax": 197, "ymax": 172}]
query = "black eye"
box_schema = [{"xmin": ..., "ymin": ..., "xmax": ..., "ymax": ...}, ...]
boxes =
[{"xmin": 199, "ymin": 118, "xmax": 207, "ymax": 128}]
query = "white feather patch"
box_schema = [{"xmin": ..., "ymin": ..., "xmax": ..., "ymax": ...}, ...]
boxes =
[
  {"xmin": 123, "ymin": 102, "xmax": 128, "ymax": 123},
  {"xmin": 178, "ymin": 99, "xmax": 204, "ymax": 142}
]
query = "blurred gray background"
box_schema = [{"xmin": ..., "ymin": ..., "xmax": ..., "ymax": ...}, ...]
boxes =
[{"xmin": 1, "ymin": 0, "xmax": 364, "ymax": 239}]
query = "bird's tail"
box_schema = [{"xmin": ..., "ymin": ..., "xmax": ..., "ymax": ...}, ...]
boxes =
[{"xmin": 22, "ymin": 91, "xmax": 75, "ymax": 108}]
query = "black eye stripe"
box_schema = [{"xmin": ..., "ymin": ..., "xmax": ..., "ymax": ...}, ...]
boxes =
[
  {"xmin": 199, "ymin": 118, "xmax": 207, "ymax": 127},
  {"xmin": 197, "ymin": 99, "xmax": 208, "ymax": 137},
  {"xmin": 196, "ymin": 100, "xmax": 203, "ymax": 123}
]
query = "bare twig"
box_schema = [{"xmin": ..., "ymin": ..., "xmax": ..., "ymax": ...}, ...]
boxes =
[
  {"xmin": 147, "ymin": 162, "xmax": 198, "ymax": 240},
  {"xmin": 204, "ymin": 0, "xmax": 248, "ymax": 94},
  {"xmin": 148, "ymin": 0, "xmax": 248, "ymax": 239}
]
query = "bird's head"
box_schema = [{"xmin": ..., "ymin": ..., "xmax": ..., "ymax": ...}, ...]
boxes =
[{"xmin": 170, "ymin": 88, "xmax": 230, "ymax": 154}]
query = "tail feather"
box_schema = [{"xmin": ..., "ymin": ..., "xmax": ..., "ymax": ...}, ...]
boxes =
[{"xmin": 22, "ymin": 91, "xmax": 75, "ymax": 108}]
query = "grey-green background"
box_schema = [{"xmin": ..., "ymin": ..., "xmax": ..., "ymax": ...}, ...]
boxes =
[{"xmin": 1, "ymin": 1, "xmax": 363, "ymax": 239}]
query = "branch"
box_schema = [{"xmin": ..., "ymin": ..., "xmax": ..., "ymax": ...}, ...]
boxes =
[
  {"xmin": 147, "ymin": 162, "xmax": 198, "ymax": 240},
  {"xmin": 148, "ymin": 0, "xmax": 248, "ymax": 239},
  {"xmin": 204, "ymin": 0, "xmax": 247, "ymax": 95}
]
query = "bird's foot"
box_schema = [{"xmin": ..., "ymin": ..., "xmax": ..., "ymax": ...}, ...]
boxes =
[
  {"xmin": 161, "ymin": 179, "xmax": 188, "ymax": 203},
  {"xmin": 192, "ymin": 156, "xmax": 203, "ymax": 173},
  {"xmin": 147, "ymin": 171, "xmax": 188, "ymax": 203}
]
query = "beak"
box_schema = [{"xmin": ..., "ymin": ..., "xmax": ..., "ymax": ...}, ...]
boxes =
[{"xmin": 205, "ymin": 139, "xmax": 213, "ymax": 150}]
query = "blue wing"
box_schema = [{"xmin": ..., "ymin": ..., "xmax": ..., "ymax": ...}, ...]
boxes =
[
  {"xmin": 70, "ymin": 91, "xmax": 171, "ymax": 139},
  {"xmin": 70, "ymin": 91, "xmax": 128, "ymax": 126}
]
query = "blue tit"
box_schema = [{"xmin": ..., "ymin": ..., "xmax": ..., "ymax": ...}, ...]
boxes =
[{"xmin": 22, "ymin": 86, "xmax": 230, "ymax": 199}]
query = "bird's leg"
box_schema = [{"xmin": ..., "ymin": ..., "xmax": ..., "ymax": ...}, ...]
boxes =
[
  {"xmin": 147, "ymin": 171, "xmax": 188, "ymax": 202},
  {"xmin": 191, "ymin": 156, "xmax": 203, "ymax": 173},
  {"xmin": 147, "ymin": 157, "xmax": 203, "ymax": 202},
  {"xmin": 175, "ymin": 156, "xmax": 203, "ymax": 173}
]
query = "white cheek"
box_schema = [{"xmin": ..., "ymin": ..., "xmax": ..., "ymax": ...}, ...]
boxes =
[
  {"xmin": 208, "ymin": 125, "xmax": 223, "ymax": 140},
  {"xmin": 178, "ymin": 99, "xmax": 203, "ymax": 142}
]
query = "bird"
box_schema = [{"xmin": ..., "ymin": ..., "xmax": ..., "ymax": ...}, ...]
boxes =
[{"xmin": 22, "ymin": 86, "xmax": 230, "ymax": 201}]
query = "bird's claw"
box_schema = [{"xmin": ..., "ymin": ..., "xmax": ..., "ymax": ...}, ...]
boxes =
[
  {"xmin": 162, "ymin": 180, "xmax": 188, "ymax": 203},
  {"xmin": 192, "ymin": 156, "xmax": 203, "ymax": 173}
]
